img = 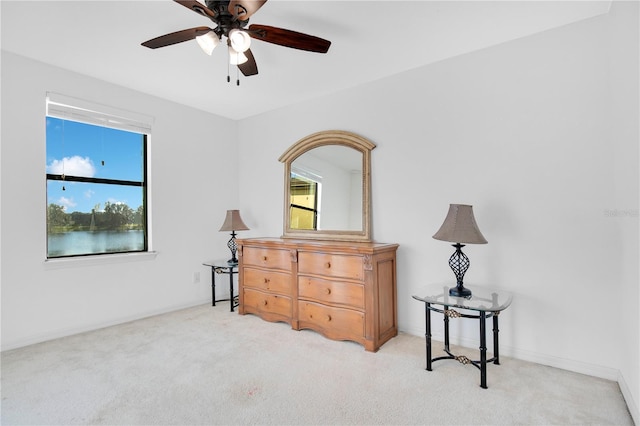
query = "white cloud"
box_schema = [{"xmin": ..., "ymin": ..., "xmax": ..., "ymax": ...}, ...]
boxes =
[
  {"xmin": 84, "ymin": 189, "xmax": 95, "ymax": 199},
  {"xmin": 47, "ymin": 156, "xmax": 96, "ymax": 177},
  {"xmin": 57, "ymin": 196, "xmax": 76, "ymax": 211},
  {"xmin": 107, "ymin": 198, "xmax": 126, "ymax": 205}
]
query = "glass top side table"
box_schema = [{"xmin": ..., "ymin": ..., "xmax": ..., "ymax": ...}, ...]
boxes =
[
  {"xmin": 203, "ymin": 260, "xmax": 238, "ymax": 312},
  {"xmin": 412, "ymin": 284, "xmax": 513, "ymax": 388}
]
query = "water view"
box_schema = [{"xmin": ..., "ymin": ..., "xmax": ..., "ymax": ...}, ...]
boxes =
[{"xmin": 47, "ymin": 230, "xmax": 145, "ymax": 257}]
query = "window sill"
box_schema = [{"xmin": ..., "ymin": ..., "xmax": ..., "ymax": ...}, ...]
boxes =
[{"xmin": 43, "ymin": 251, "xmax": 158, "ymax": 270}]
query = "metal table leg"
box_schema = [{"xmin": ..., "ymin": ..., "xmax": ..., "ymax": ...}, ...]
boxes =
[
  {"xmin": 228, "ymin": 268, "xmax": 234, "ymax": 312},
  {"xmin": 479, "ymin": 310, "xmax": 487, "ymax": 389},
  {"xmin": 211, "ymin": 267, "xmax": 216, "ymax": 307},
  {"xmin": 443, "ymin": 304, "xmax": 450, "ymax": 353},
  {"xmin": 425, "ymin": 303, "xmax": 432, "ymax": 371},
  {"xmin": 493, "ymin": 313, "xmax": 500, "ymax": 365}
]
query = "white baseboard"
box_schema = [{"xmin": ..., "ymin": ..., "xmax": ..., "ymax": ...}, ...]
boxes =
[
  {"xmin": 501, "ymin": 344, "xmax": 620, "ymax": 381},
  {"xmin": 1, "ymin": 298, "xmax": 211, "ymax": 352},
  {"xmin": 618, "ymin": 371, "xmax": 639, "ymax": 426},
  {"xmin": 402, "ymin": 324, "xmax": 618, "ymax": 379},
  {"xmin": 402, "ymin": 324, "xmax": 637, "ymax": 424}
]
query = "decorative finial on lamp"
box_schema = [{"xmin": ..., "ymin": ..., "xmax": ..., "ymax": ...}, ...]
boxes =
[
  {"xmin": 219, "ymin": 210, "xmax": 249, "ymax": 265},
  {"xmin": 433, "ymin": 204, "xmax": 487, "ymax": 298}
]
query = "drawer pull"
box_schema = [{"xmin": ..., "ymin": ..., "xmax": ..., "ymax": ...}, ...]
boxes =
[
  {"xmin": 325, "ymin": 262, "xmax": 331, "ymax": 269},
  {"xmin": 263, "ymin": 300, "xmax": 268, "ymax": 306},
  {"xmin": 264, "ymin": 278, "xmax": 271, "ymax": 284},
  {"xmin": 327, "ymin": 315, "xmax": 332, "ymax": 322},
  {"xmin": 262, "ymin": 256, "xmax": 268, "ymax": 262},
  {"xmin": 326, "ymin": 288, "xmax": 332, "ymax": 295}
]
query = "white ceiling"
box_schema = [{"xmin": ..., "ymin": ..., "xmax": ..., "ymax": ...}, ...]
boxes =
[{"xmin": 1, "ymin": 0, "xmax": 611, "ymax": 120}]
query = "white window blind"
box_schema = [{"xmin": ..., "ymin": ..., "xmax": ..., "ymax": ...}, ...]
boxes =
[
  {"xmin": 46, "ymin": 92, "xmax": 153, "ymax": 134},
  {"xmin": 292, "ymin": 166, "xmax": 323, "ymax": 183}
]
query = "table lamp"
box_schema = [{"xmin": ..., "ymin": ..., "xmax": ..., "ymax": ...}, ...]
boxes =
[
  {"xmin": 219, "ymin": 209, "xmax": 249, "ymax": 265},
  {"xmin": 432, "ymin": 204, "xmax": 487, "ymax": 297}
]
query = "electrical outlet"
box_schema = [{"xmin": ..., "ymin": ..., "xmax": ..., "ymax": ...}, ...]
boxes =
[{"xmin": 193, "ymin": 272, "xmax": 200, "ymax": 284}]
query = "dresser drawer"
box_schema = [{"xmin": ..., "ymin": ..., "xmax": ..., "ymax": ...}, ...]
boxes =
[
  {"xmin": 298, "ymin": 301, "xmax": 364, "ymax": 339},
  {"xmin": 243, "ymin": 268, "xmax": 290, "ymax": 295},
  {"xmin": 298, "ymin": 252, "xmax": 363, "ymax": 281},
  {"xmin": 298, "ymin": 276, "xmax": 364, "ymax": 309},
  {"xmin": 243, "ymin": 288, "xmax": 291, "ymax": 318},
  {"xmin": 243, "ymin": 247, "xmax": 290, "ymax": 270}
]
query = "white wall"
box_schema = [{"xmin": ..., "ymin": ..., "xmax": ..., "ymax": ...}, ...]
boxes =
[
  {"xmin": 608, "ymin": 2, "xmax": 640, "ymax": 420},
  {"xmin": 1, "ymin": 52, "xmax": 239, "ymax": 350},
  {"xmin": 237, "ymin": 2, "xmax": 638, "ymax": 419},
  {"xmin": 0, "ymin": 2, "xmax": 637, "ymax": 422}
]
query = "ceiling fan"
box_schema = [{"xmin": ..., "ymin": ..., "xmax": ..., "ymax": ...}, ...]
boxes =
[{"xmin": 142, "ymin": 0, "xmax": 331, "ymax": 84}]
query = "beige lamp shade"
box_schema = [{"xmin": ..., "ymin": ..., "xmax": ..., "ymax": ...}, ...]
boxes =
[
  {"xmin": 219, "ymin": 210, "xmax": 250, "ymax": 232},
  {"xmin": 433, "ymin": 204, "xmax": 487, "ymax": 244}
]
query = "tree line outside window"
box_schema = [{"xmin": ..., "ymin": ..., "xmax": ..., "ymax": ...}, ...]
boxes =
[{"xmin": 47, "ymin": 202, "xmax": 145, "ymax": 233}]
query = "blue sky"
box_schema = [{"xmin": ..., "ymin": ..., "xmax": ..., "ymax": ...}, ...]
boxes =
[{"xmin": 46, "ymin": 117, "xmax": 144, "ymax": 213}]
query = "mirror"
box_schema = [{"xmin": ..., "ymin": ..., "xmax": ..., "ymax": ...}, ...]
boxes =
[{"xmin": 279, "ymin": 130, "xmax": 375, "ymax": 242}]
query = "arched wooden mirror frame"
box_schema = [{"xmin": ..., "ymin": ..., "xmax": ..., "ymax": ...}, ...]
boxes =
[{"xmin": 279, "ymin": 130, "xmax": 375, "ymax": 242}]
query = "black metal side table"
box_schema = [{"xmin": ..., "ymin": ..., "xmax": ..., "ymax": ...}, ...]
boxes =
[
  {"xmin": 202, "ymin": 260, "xmax": 238, "ymax": 312},
  {"xmin": 412, "ymin": 284, "xmax": 512, "ymax": 388}
]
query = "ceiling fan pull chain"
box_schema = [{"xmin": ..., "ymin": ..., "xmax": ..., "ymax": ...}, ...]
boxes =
[{"xmin": 237, "ymin": 66, "xmax": 240, "ymax": 86}]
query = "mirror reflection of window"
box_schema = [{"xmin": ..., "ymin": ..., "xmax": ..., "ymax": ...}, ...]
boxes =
[
  {"xmin": 290, "ymin": 177, "xmax": 317, "ymax": 230},
  {"xmin": 290, "ymin": 169, "xmax": 321, "ymax": 230},
  {"xmin": 291, "ymin": 146, "xmax": 361, "ymax": 232}
]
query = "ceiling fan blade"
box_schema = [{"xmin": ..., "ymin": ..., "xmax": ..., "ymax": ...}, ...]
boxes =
[
  {"xmin": 142, "ymin": 27, "xmax": 212, "ymax": 49},
  {"xmin": 228, "ymin": 0, "xmax": 267, "ymax": 20},
  {"xmin": 238, "ymin": 48, "xmax": 258, "ymax": 76},
  {"xmin": 248, "ymin": 24, "xmax": 331, "ymax": 53},
  {"xmin": 174, "ymin": 0, "xmax": 217, "ymax": 19}
]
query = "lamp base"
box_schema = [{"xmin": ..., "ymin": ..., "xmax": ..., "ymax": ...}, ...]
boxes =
[
  {"xmin": 449, "ymin": 283, "xmax": 472, "ymax": 298},
  {"xmin": 447, "ymin": 244, "xmax": 472, "ymax": 297},
  {"xmin": 226, "ymin": 231, "xmax": 238, "ymax": 267}
]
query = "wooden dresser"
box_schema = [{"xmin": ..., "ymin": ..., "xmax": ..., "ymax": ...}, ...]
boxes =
[{"xmin": 237, "ymin": 238, "xmax": 399, "ymax": 352}]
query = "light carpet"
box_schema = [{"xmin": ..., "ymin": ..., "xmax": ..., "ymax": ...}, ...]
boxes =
[{"xmin": 1, "ymin": 303, "xmax": 633, "ymax": 425}]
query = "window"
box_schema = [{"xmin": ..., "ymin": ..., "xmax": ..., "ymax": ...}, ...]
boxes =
[{"xmin": 45, "ymin": 94, "xmax": 152, "ymax": 258}]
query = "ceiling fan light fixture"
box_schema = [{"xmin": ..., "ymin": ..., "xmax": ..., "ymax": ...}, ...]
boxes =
[
  {"xmin": 196, "ymin": 31, "xmax": 219, "ymax": 55},
  {"xmin": 228, "ymin": 46, "xmax": 248, "ymax": 65},
  {"xmin": 229, "ymin": 29, "xmax": 251, "ymax": 53}
]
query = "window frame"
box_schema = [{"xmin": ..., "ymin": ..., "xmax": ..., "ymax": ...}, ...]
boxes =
[{"xmin": 45, "ymin": 93, "xmax": 153, "ymax": 259}]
